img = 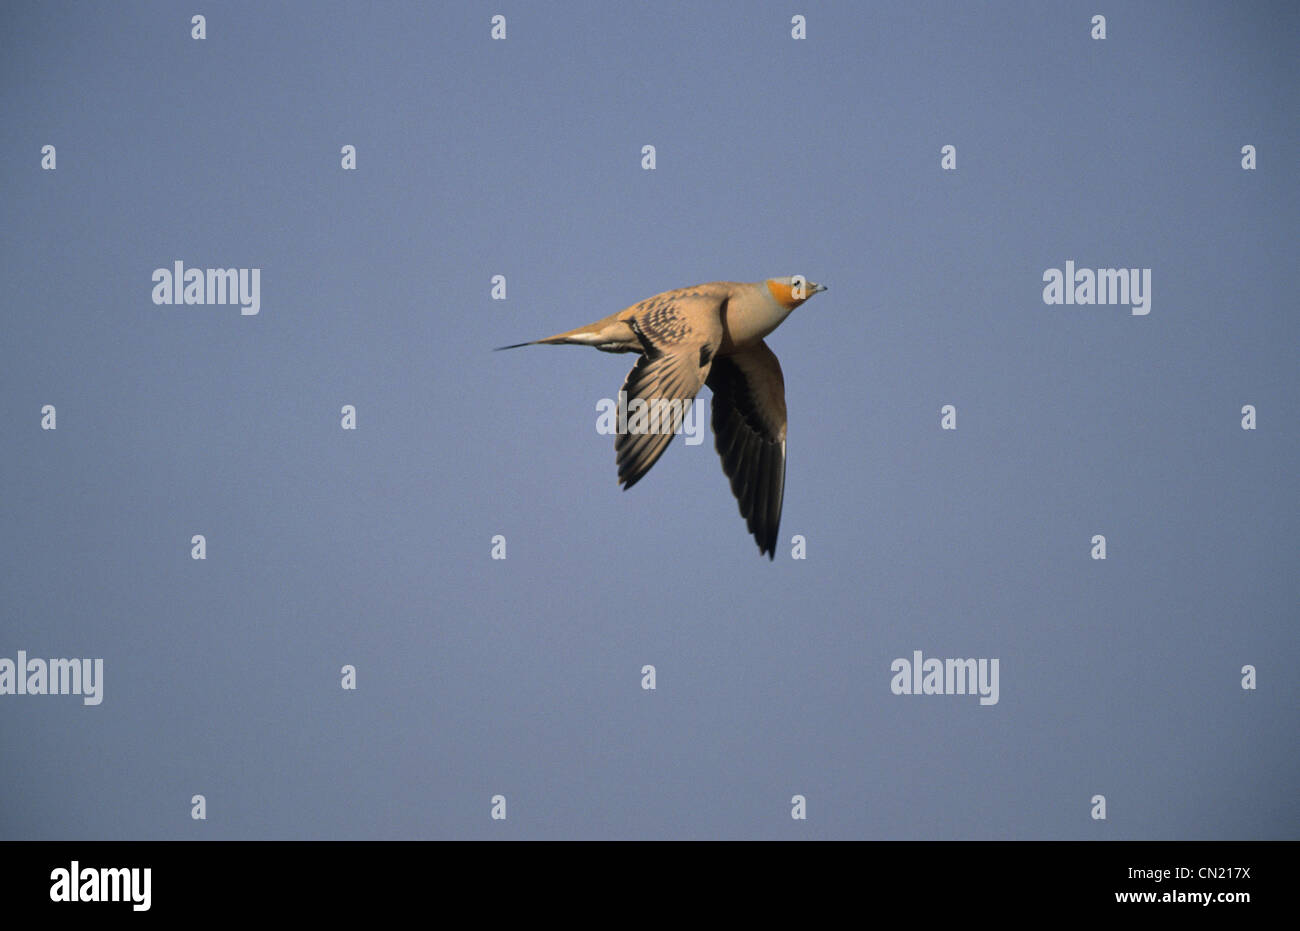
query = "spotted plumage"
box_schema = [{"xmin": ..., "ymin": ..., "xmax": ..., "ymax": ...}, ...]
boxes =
[{"xmin": 496, "ymin": 276, "xmax": 827, "ymax": 558}]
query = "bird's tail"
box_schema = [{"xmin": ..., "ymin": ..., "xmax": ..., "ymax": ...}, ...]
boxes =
[
  {"xmin": 492, "ymin": 335, "xmax": 578, "ymax": 351},
  {"xmin": 493, "ymin": 323, "xmax": 612, "ymax": 352}
]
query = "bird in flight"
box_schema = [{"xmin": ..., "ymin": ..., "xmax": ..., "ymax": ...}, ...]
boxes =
[{"xmin": 498, "ymin": 276, "xmax": 827, "ymax": 559}]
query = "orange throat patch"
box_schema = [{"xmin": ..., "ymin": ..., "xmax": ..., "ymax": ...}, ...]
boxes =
[{"xmin": 766, "ymin": 279, "xmax": 807, "ymax": 311}]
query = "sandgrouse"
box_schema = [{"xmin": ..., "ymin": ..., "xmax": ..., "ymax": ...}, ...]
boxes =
[{"xmin": 498, "ymin": 276, "xmax": 827, "ymax": 558}]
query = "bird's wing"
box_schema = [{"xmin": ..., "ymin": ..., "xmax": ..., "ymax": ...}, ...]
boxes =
[
  {"xmin": 705, "ymin": 340, "xmax": 788, "ymax": 559},
  {"xmin": 615, "ymin": 294, "xmax": 724, "ymax": 489}
]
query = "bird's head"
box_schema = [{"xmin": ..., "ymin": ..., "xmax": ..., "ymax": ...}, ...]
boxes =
[{"xmin": 766, "ymin": 275, "xmax": 828, "ymax": 310}]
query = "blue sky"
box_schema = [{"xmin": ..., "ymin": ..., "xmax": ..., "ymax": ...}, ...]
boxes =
[{"xmin": 1, "ymin": 1, "xmax": 1296, "ymax": 838}]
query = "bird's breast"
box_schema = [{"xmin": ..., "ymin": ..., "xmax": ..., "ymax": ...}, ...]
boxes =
[{"xmin": 719, "ymin": 287, "xmax": 789, "ymax": 352}]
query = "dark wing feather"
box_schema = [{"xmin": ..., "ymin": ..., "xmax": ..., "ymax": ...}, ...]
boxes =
[{"xmin": 706, "ymin": 340, "xmax": 788, "ymax": 559}]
